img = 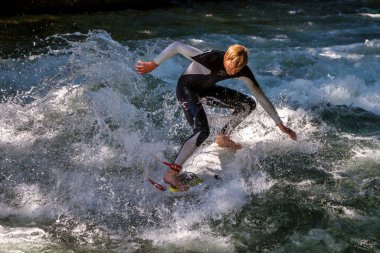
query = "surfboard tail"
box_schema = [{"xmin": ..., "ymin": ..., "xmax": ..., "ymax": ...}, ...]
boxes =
[{"xmin": 139, "ymin": 165, "xmax": 166, "ymax": 191}]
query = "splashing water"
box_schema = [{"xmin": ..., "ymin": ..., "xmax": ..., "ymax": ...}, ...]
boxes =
[{"xmin": 1, "ymin": 1, "xmax": 380, "ymax": 252}]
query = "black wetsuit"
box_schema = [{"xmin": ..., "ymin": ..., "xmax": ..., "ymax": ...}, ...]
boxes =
[
  {"xmin": 153, "ymin": 42, "xmax": 281, "ymax": 166},
  {"xmin": 176, "ymin": 50, "xmax": 256, "ymax": 146}
]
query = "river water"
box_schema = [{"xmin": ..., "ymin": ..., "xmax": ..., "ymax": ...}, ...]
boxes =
[{"xmin": 0, "ymin": 1, "xmax": 379, "ymax": 252}]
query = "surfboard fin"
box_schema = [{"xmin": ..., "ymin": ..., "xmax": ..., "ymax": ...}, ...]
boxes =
[
  {"xmin": 150, "ymin": 154, "xmax": 181, "ymax": 173},
  {"xmin": 139, "ymin": 165, "xmax": 166, "ymax": 191}
]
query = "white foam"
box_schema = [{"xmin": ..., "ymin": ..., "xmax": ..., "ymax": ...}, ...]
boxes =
[
  {"xmin": 140, "ymin": 175, "xmax": 255, "ymax": 252},
  {"xmin": 136, "ymin": 101, "xmax": 323, "ymax": 251},
  {"xmin": 361, "ymin": 13, "xmax": 380, "ymax": 18},
  {"xmin": 0, "ymin": 181, "xmax": 65, "ymax": 220},
  {"xmin": 138, "ymin": 135, "xmax": 279, "ymax": 252},
  {"xmin": 275, "ymin": 75, "xmax": 380, "ymax": 115},
  {"xmin": 142, "ymin": 225, "xmax": 235, "ymax": 253},
  {"xmin": 319, "ymin": 48, "xmax": 344, "ymax": 59},
  {"xmin": 0, "ymin": 225, "xmax": 54, "ymax": 252},
  {"xmin": 1, "ymin": 28, "xmax": 379, "ymax": 252},
  {"xmin": 352, "ymin": 148, "xmax": 380, "ymax": 162},
  {"xmin": 322, "ymin": 76, "xmax": 380, "ymax": 114},
  {"xmin": 365, "ymin": 39, "xmax": 380, "ymax": 48},
  {"xmin": 290, "ymin": 229, "xmax": 345, "ymax": 251}
]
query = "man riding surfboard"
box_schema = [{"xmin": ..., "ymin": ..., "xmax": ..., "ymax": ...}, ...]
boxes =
[{"xmin": 135, "ymin": 42, "xmax": 297, "ymax": 191}]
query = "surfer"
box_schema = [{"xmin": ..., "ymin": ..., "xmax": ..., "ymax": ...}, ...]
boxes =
[{"xmin": 135, "ymin": 42, "xmax": 297, "ymax": 191}]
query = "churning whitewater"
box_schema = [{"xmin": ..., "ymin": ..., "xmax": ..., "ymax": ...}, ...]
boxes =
[{"xmin": 1, "ymin": 1, "xmax": 380, "ymax": 252}]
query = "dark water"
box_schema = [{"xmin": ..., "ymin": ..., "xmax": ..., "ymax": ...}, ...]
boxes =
[{"xmin": 0, "ymin": 1, "xmax": 379, "ymax": 252}]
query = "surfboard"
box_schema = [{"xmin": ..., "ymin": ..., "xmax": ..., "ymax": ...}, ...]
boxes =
[
  {"xmin": 181, "ymin": 143, "xmax": 226, "ymax": 184},
  {"xmin": 141, "ymin": 142, "xmax": 226, "ymax": 195},
  {"xmin": 166, "ymin": 172, "xmax": 205, "ymax": 193},
  {"xmin": 140, "ymin": 166, "xmax": 208, "ymax": 195}
]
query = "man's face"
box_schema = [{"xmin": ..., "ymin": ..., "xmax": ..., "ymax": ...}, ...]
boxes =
[{"xmin": 223, "ymin": 57, "xmax": 244, "ymax": 75}]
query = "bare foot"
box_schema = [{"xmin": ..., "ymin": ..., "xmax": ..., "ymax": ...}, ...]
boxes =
[
  {"xmin": 215, "ymin": 135, "xmax": 242, "ymax": 150},
  {"xmin": 163, "ymin": 170, "xmax": 188, "ymax": 191}
]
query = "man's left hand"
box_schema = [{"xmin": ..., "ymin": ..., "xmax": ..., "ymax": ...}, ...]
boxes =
[{"xmin": 277, "ymin": 122, "xmax": 297, "ymax": 141}]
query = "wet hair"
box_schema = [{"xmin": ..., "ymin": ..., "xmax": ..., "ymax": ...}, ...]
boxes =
[{"xmin": 224, "ymin": 44, "xmax": 248, "ymax": 69}]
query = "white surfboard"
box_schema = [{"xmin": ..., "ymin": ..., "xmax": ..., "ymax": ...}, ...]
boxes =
[
  {"xmin": 181, "ymin": 142, "xmax": 228, "ymax": 185},
  {"xmin": 142, "ymin": 142, "xmax": 232, "ymax": 194}
]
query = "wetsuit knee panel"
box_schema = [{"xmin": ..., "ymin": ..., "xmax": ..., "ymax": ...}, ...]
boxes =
[
  {"xmin": 193, "ymin": 124, "xmax": 210, "ymax": 146},
  {"xmin": 235, "ymin": 97, "xmax": 256, "ymax": 115},
  {"xmin": 196, "ymin": 130, "xmax": 210, "ymax": 146},
  {"xmin": 246, "ymin": 97, "xmax": 256, "ymax": 113}
]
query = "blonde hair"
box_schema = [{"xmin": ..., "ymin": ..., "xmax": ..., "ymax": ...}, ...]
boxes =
[{"xmin": 225, "ymin": 44, "xmax": 248, "ymax": 68}]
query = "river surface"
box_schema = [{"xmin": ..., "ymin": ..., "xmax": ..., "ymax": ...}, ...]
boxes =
[{"xmin": 0, "ymin": 1, "xmax": 380, "ymax": 252}]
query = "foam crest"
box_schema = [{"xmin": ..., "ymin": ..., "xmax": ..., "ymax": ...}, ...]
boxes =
[
  {"xmin": 142, "ymin": 225, "xmax": 235, "ymax": 253},
  {"xmin": 277, "ymin": 75, "xmax": 380, "ymax": 115},
  {"xmin": 0, "ymin": 31, "xmax": 173, "ymax": 224},
  {"xmin": 0, "ymin": 225, "xmax": 54, "ymax": 252},
  {"xmin": 322, "ymin": 76, "xmax": 380, "ymax": 114},
  {"xmin": 362, "ymin": 13, "xmax": 380, "ymax": 19}
]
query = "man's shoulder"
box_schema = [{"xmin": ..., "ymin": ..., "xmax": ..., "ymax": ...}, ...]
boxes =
[
  {"xmin": 191, "ymin": 50, "xmax": 224, "ymax": 70},
  {"xmin": 212, "ymin": 50, "xmax": 225, "ymax": 55},
  {"xmin": 193, "ymin": 49, "xmax": 224, "ymax": 58},
  {"xmin": 237, "ymin": 65, "xmax": 255, "ymax": 79}
]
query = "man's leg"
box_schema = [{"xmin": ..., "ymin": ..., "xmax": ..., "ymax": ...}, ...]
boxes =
[
  {"xmin": 163, "ymin": 81, "xmax": 210, "ymax": 191},
  {"xmin": 201, "ymin": 86, "xmax": 256, "ymax": 149}
]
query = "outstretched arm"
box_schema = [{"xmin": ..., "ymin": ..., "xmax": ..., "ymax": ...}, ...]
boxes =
[
  {"xmin": 135, "ymin": 41, "xmax": 203, "ymax": 75},
  {"xmin": 239, "ymin": 76, "xmax": 297, "ymax": 141}
]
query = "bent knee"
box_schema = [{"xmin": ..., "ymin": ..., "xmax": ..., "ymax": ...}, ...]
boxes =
[
  {"xmin": 237, "ymin": 97, "xmax": 256, "ymax": 114},
  {"xmin": 246, "ymin": 97, "xmax": 256, "ymax": 113},
  {"xmin": 194, "ymin": 128, "xmax": 210, "ymax": 146}
]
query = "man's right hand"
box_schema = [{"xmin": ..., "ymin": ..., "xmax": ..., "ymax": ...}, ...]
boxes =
[{"xmin": 134, "ymin": 61, "xmax": 158, "ymax": 75}]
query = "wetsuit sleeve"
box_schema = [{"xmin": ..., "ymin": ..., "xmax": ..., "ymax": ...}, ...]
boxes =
[
  {"xmin": 239, "ymin": 76, "xmax": 283, "ymax": 125},
  {"xmin": 153, "ymin": 41, "xmax": 204, "ymax": 65}
]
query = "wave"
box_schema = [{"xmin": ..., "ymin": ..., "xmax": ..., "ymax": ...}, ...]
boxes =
[{"xmin": 1, "ymin": 30, "xmax": 379, "ymax": 252}]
